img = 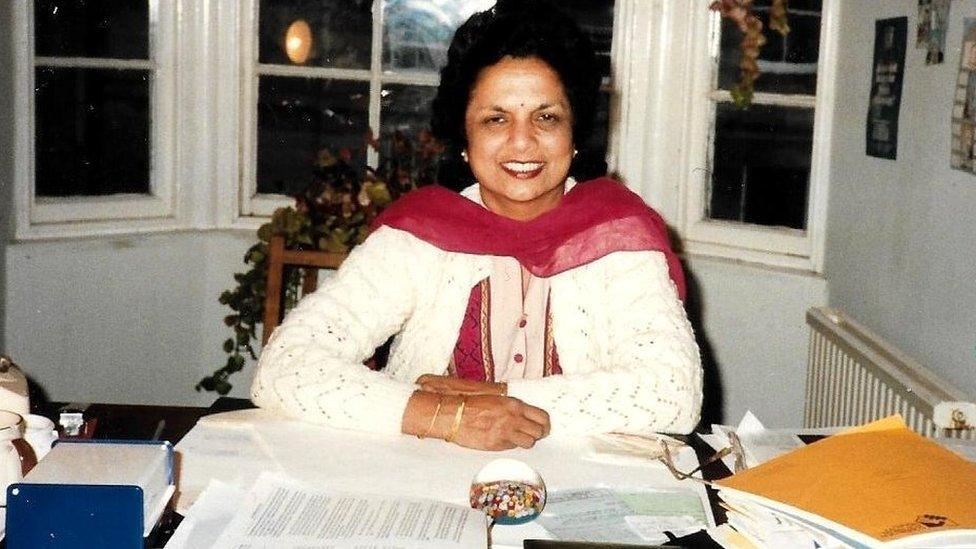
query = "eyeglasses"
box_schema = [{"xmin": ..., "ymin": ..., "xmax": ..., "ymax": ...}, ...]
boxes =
[{"xmin": 658, "ymin": 431, "xmax": 747, "ymax": 484}]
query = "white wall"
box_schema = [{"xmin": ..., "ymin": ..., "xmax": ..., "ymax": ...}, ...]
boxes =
[
  {"xmin": 824, "ymin": 1, "xmax": 976, "ymax": 399},
  {"xmin": 3, "ymin": 232, "xmax": 258, "ymax": 405},
  {"xmin": 684, "ymin": 258, "xmax": 827, "ymax": 428},
  {"xmin": 0, "ymin": 0, "xmax": 14, "ymax": 351}
]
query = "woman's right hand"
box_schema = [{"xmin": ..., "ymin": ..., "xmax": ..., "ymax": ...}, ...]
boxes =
[
  {"xmin": 454, "ymin": 394, "xmax": 551, "ymax": 451},
  {"xmin": 402, "ymin": 391, "xmax": 550, "ymax": 451}
]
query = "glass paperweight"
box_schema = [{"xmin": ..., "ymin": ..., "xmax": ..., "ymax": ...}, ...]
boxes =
[{"xmin": 469, "ymin": 458, "xmax": 547, "ymax": 526}]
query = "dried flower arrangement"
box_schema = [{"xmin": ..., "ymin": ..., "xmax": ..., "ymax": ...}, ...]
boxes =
[{"xmin": 710, "ymin": 0, "xmax": 792, "ymax": 108}]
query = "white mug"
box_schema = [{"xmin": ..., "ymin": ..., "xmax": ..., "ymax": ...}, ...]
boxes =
[{"xmin": 0, "ymin": 410, "xmax": 36, "ymax": 506}]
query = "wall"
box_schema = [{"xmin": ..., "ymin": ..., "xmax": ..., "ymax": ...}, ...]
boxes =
[
  {"xmin": 0, "ymin": 1, "xmax": 14, "ymax": 353},
  {"xmin": 825, "ymin": 1, "xmax": 976, "ymax": 398},
  {"xmin": 3, "ymin": 232, "xmax": 258, "ymax": 406},
  {"xmin": 684, "ymin": 258, "xmax": 827, "ymax": 428}
]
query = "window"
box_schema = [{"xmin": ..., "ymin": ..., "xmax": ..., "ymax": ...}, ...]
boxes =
[
  {"xmin": 10, "ymin": 1, "xmax": 624, "ymax": 236},
  {"xmin": 238, "ymin": 0, "xmax": 616, "ymax": 219},
  {"xmin": 12, "ymin": 0, "xmax": 179, "ymax": 238},
  {"xmin": 680, "ymin": 0, "xmax": 838, "ymax": 271}
]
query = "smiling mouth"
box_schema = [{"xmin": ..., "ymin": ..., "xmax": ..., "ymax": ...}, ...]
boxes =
[{"xmin": 501, "ymin": 161, "xmax": 545, "ymax": 179}]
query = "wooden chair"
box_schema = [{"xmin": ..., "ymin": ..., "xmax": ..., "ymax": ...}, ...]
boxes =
[{"xmin": 261, "ymin": 234, "xmax": 347, "ymax": 345}]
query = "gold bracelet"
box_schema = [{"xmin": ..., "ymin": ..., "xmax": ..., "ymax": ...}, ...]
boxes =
[
  {"xmin": 445, "ymin": 397, "xmax": 466, "ymax": 443},
  {"xmin": 418, "ymin": 396, "xmax": 444, "ymax": 439}
]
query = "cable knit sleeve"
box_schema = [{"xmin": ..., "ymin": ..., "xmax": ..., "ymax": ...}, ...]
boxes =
[
  {"xmin": 506, "ymin": 251, "xmax": 703, "ymax": 436},
  {"xmin": 250, "ymin": 227, "xmax": 422, "ymax": 434}
]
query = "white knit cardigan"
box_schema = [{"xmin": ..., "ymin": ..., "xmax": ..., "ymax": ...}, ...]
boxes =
[{"xmin": 251, "ymin": 187, "xmax": 703, "ymax": 437}]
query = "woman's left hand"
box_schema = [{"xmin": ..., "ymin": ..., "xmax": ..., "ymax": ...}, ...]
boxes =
[{"xmin": 415, "ymin": 374, "xmax": 507, "ymax": 396}]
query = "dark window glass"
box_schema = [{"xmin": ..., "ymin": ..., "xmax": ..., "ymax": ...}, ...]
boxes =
[
  {"xmin": 578, "ymin": 90, "xmax": 612, "ymax": 179},
  {"xmin": 34, "ymin": 67, "xmax": 151, "ymax": 197},
  {"xmin": 257, "ymin": 77, "xmax": 370, "ymax": 195},
  {"xmin": 717, "ymin": 0, "xmax": 821, "ymax": 95},
  {"xmin": 34, "ymin": 0, "xmax": 149, "ymax": 59},
  {"xmin": 380, "ymin": 84, "xmax": 437, "ymax": 143},
  {"xmin": 709, "ymin": 103, "xmax": 813, "ymax": 229},
  {"xmin": 258, "ymin": 0, "xmax": 372, "ymax": 69},
  {"xmin": 559, "ymin": 0, "xmax": 616, "ymax": 79}
]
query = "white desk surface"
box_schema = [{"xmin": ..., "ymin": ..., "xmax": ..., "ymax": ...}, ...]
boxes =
[{"xmin": 175, "ymin": 408, "xmax": 710, "ymax": 548}]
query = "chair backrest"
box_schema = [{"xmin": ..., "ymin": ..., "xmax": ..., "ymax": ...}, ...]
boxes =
[{"xmin": 262, "ymin": 234, "xmax": 347, "ymax": 345}]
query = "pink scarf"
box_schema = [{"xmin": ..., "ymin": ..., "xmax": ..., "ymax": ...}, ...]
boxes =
[{"xmin": 372, "ymin": 177, "xmax": 686, "ymax": 300}]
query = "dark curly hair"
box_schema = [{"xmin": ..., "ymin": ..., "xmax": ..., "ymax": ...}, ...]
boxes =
[{"xmin": 431, "ymin": 0, "xmax": 604, "ymax": 191}]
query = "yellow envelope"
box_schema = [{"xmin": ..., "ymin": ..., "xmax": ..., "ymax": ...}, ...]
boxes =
[{"xmin": 716, "ymin": 415, "xmax": 976, "ymax": 543}]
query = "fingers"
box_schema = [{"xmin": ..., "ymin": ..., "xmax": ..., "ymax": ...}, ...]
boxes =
[
  {"xmin": 519, "ymin": 404, "xmax": 551, "ymax": 437},
  {"xmin": 509, "ymin": 430, "xmax": 537, "ymax": 449},
  {"xmin": 516, "ymin": 416, "xmax": 546, "ymax": 440}
]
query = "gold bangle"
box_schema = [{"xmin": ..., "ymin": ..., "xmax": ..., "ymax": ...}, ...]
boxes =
[
  {"xmin": 418, "ymin": 396, "xmax": 443, "ymax": 439},
  {"xmin": 445, "ymin": 397, "xmax": 466, "ymax": 443}
]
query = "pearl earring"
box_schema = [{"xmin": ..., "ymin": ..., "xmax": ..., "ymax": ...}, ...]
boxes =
[
  {"xmin": 461, "ymin": 150, "xmax": 469, "ymax": 162},
  {"xmin": 573, "ymin": 149, "xmax": 578, "ymax": 158}
]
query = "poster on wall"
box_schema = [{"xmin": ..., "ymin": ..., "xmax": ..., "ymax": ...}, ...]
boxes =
[
  {"xmin": 917, "ymin": 0, "xmax": 950, "ymax": 64},
  {"xmin": 950, "ymin": 18, "xmax": 976, "ymax": 172},
  {"xmin": 866, "ymin": 17, "xmax": 907, "ymax": 160}
]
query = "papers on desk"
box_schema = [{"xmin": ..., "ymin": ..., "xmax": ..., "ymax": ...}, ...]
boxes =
[
  {"xmin": 710, "ymin": 415, "xmax": 976, "ymax": 549},
  {"xmin": 169, "ymin": 472, "xmax": 488, "ymax": 549},
  {"xmin": 173, "ymin": 416, "xmax": 282, "ymax": 513},
  {"xmin": 536, "ymin": 487, "xmax": 710, "ymax": 545},
  {"xmin": 699, "ymin": 411, "xmax": 808, "ymax": 472}
]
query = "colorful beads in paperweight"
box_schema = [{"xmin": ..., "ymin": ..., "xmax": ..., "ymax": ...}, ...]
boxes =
[{"xmin": 469, "ymin": 458, "xmax": 546, "ymax": 525}]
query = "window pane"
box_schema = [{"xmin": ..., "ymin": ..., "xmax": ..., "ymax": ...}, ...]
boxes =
[
  {"xmin": 382, "ymin": 0, "xmax": 494, "ymax": 73},
  {"xmin": 382, "ymin": 0, "xmax": 615, "ymax": 77},
  {"xmin": 556, "ymin": 0, "xmax": 616, "ymax": 79},
  {"xmin": 717, "ymin": 0, "xmax": 821, "ymax": 95},
  {"xmin": 578, "ymin": 90, "xmax": 612, "ymax": 179},
  {"xmin": 34, "ymin": 0, "xmax": 149, "ymax": 59},
  {"xmin": 379, "ymin": 84, "xmax": 436, "ymax": 143},
  {"xmin": 257, "ymin": 77, "xmax": 370, "ymax": 195},
  {"xmin": 708, "ymin": 103, "xmax": 813, "ymax": 229},
  {"xmin": 258, "ymin": 0, "xmax": 372, "ymax": 69},
  {"xmin": 34, "ymin": 67, "xmax": 151, "ymax": 197}
]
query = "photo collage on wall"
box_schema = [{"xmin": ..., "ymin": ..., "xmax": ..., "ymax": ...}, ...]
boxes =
[
  {"xmin": 917, "ymin": 0, "xmax": 950, "ymax": 64},
  {"xmin": 950, "ymin": 18, "xmax": 976, "ymax": 172}
]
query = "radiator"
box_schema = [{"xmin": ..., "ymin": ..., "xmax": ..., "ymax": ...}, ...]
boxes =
[{"xmin": 805, "ymin": 307, "xmax": 974, "ymax": 440}]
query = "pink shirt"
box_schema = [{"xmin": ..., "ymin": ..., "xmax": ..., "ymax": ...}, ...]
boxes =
[{"xmin": 488, "ymin": 257, "xmax": 550, "ymax": 381}]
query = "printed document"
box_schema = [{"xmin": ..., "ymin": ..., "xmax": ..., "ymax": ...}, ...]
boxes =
[{"xmin": 209, "ymin": 472, "xmax": 487, "ymax": 549}]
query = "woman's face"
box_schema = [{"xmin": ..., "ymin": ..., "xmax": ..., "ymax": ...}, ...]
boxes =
[{"xmin": 464, "ymin": 56, "xmax": 574, "ymax": 221}]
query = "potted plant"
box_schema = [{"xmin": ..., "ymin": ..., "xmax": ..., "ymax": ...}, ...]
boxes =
[{"xmin": 197, "ymin": 131, "xmax": 444, "ymax": 395}]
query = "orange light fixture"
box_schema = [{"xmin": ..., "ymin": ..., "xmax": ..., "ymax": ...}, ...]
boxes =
[{"xmin": 285, "ymin": 19, "xmax": 312, "ymax": 64}]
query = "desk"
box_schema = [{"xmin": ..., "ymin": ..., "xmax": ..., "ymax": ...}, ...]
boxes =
[{"xmin": 31, "ymin": 399, "xmax": 730, "ymax": 548}]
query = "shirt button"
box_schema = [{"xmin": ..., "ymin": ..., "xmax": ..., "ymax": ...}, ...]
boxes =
[
  {"xmin": 514, "ymin": 353, "xmax": 524, "ymax": 363},
  {"xmin": 518, "ymin": 318, "xmax": 527, "ymax": 328}
]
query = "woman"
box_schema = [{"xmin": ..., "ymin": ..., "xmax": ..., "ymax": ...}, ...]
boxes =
[{"xmin": 251, "ymin": 0, "xmax": 702, "ymax": 451}]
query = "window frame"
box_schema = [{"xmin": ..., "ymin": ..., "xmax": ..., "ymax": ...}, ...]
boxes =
[
  {"xmin": 677, "ymin": 0, "xmax": 839, "ymax": 272},
  {"xmin": 11, "ymin": 0, "xmax": 182, "ymax": 240}
]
